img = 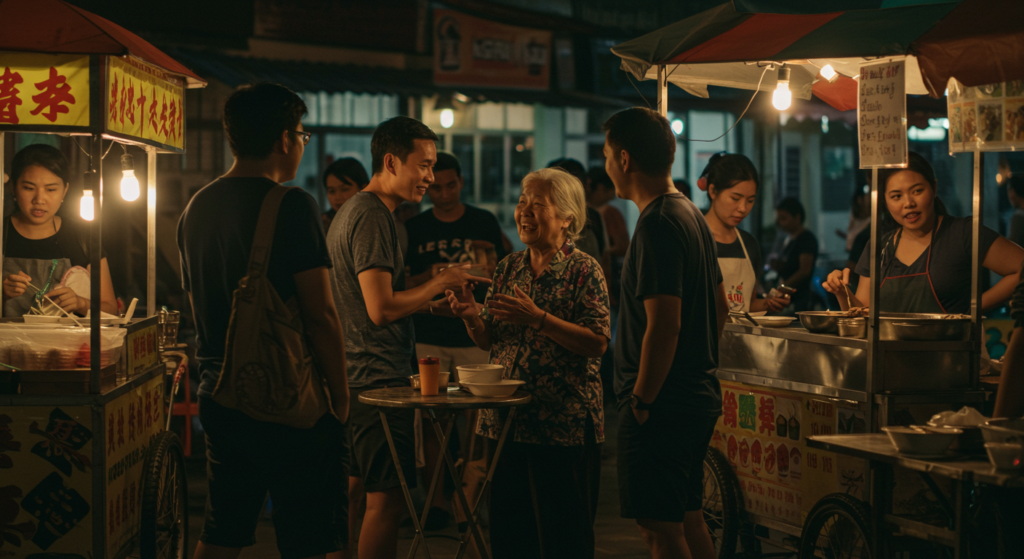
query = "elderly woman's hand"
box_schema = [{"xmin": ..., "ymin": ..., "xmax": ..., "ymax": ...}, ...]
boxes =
[
  {"xmin": 488, "ymin": 286, "xmax": 546, "ymax": 328},
  {"xmin": 446, "ymin": 285, "xmax": 481, "ymax": 320}
]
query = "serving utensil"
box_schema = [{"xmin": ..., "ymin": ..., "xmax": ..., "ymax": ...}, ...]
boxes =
[
  {"xmin": 26, "ymin": 281, "xmax": 83, "ymax": 327},
  {"xmin": 842, "ymin": 283, "xmax": 854, "ymax": 310}
]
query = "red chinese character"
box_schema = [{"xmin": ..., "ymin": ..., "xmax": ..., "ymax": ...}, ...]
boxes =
[
  {"xmin": 167, "ymin": 99, "xmax": 178, "ymax": 142},
  {"xmin": 152, "ymin": 389, "xmax": 161, "ymax": 425},
  {"xmin": 119, "ymin": 80, "xmax": 128, "ymax": 126},
  {"xmin": 128, "ymin": 401, "xmax": 136, "ymax": 442},
  {"xmin": 158, "ymin": 93, "xmax": 169, "ymax": 138},
  {"xmin": 107, "ymin": 412, "xmax": 116, "ymax": 455},
  {"xmin": 116, "ymin": 408, "xmax": 125, "ymax": 448},
  {"xmin": 126, "ymin": 79, "xmax": 136, "ymax": 125},
  {"xmin": 722, "ymin": 391, "xmax": 738, "ymax": 429},
  {"xmin": 108, "ymin": 73, "xmax": 118, "ymax": 121},
  {"xmin": 137, "ymin": 397, "xmax": 145, "ymax": 433},
  {"xmin": 176, "ymin": 98, "xmax": 184, "ymax": 139},
  {"xmin": 758, "ymin": 396, "xmax": 776, "ymax": 435},
  {"xmin": 144, "ymin": 391, "xmax": 152, "ymax": 428},
  {"xmin": 137, "ymin": 87, "xmax": 147, "ymax": 133},
  {"xmin": 148, "ymin": 86, "xmax": 158, "ymax": 134},
  {"xmin": 1, "ymin": 67, "xmax": 25, "ymax": 124},
  {"xmin": 30, "ymin": 66, "xmax": 76, "ymax": 122}
]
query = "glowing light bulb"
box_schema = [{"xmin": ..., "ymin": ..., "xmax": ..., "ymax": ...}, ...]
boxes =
[
  {"xmin": 820, "ymin": 64, "xmax": 838, "ymax": 83},
  {"xmin": 440, "ymin": 108, "xmax": 454, "ymax": 129},
  {"xmin": 81, "ymin": 190, "xmax": 94, "ymax": 221},
  {"xmin": 773, "ymin": 67, "xmax": 792, "ymax": 111},
  {"xmin": 120, "ymin": 169, "xmax": 140, "ymax": 201},
  {"xmin": 671, "ymin": 119, "xmax": 684, "ymax": 135}
]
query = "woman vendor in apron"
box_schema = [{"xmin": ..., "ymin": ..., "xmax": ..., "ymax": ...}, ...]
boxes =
[
  {"xmin": 699, "ymin": 153, "xmax": 789, "ymax": 314},
  {"xmin": 823, "ymin": 151, "xmax": 1024, "ymax": 314},
  {"xmin": 1, "ymin": 144, "xmax": 117, "ymax": 317}
]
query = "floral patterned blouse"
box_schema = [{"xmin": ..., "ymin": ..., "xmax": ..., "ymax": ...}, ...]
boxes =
[{"xmin": 476, "ymin": 239, "xmax": 610, "ymax": 446}]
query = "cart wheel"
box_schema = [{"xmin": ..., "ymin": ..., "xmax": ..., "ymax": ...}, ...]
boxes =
[
  {"xmin": 798, "ymin": 493, "xmax": 873, "ymax": 559},
  {"xmin": 140, "ymin": 431, "xmax": 188, "ymax": 559},
  {"xmin": 703, "ymin": 447, "xmax": 741, "ymax": 558}
]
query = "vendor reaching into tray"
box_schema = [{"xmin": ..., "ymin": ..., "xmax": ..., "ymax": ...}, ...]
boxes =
[
  {"xmin": 823, "ymin": 152, "xmax": 1024, "ymax": 314},
  {"xmin": 698, "ymin": 152, "xmax": 789, "ymax": 315},
  {"xmin": 2, "ymin": 144, "xmax": 117, "ymax": 318}
]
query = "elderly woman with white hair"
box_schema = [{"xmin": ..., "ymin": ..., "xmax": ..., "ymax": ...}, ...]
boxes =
[{"xmin": 447, "ymin": 167, "xmax": 610, "ymax": 559}]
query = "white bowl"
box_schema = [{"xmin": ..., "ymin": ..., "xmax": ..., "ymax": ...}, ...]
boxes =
[
  {"xmin": 23, "ymin": 315, "xmax": 62, "ymax": 323},
  {"xmin": 752, "ymin": 316, "xmax": 795, "ymax": 328},
  {"xmin": 882, "ymin": 426, "xmax": 960, "ymax": 455},
  {"xmin": 984, "ymin": 442, "xmax": 1024, "ymax": 470},
  {"xmin": 460, "ymin": 379, "xmax": 524, "ymax": 398},
  {"xmin": 456, "ymin": 364, "xmax": 503, "ymax": 384},
  {"xmin": 981, "ymin": 418, "xmax": 1024, "ymax": 444}
]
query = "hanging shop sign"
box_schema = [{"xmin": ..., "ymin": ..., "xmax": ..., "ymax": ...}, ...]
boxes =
[
  {"xmin": 433, "ymin": 8, "xmax": 551, "ymax": 90},
  {"xmin": 0, "ymin": 52, "xmax": 91, "ymax": 128},
  {"xmin": 858, "ymin": 59, "xmax": 907, "ymax": 169},
  {"xmin": 948, "ymin": 78, "xmax": 1024, "ymax": 153},
  {"xmin": 105, "ymin": 56, "xmax": 185, "ymax": 151}
]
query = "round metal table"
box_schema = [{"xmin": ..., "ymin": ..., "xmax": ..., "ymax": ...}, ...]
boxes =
[{"xmin": 358, "ymin": 387, "xmax": 531, "ymax": 559}]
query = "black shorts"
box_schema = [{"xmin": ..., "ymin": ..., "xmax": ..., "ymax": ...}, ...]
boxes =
[
  {"xmin": 617, "ymin": 406, "xmax": 718, "ymax": 522},
  {"xmin": 198, "ymin": 396, "xmax": 347, "ymax": 559},
  {"xmin": 349, "ymin": 380, "xmax": 417, "ymax": 493}
]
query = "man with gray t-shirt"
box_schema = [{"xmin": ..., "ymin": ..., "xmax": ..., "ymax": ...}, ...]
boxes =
[{"xmin": 327, "ymin": 116, "xmax": 486, "ymax": 559}]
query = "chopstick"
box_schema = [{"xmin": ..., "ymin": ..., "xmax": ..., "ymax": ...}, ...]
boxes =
[
  {"xmin": 25, "ymin": 282, "xmax": 84, "ymax": 327},
  {"xmin": 843, "ymin": 284, "xmax": 854, "ymax": 310}
]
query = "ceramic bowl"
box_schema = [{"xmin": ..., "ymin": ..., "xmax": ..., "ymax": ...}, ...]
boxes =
[
  {"xmin": 456, "ymin": 364, "xmax": 503, "ymax": 384},
  {"xmin": 981, "ymin": 418, "xmax": 1024, "ymax": 444},
  {"xmin": 882, "ymin": 426, "xmax": 960, "ymax": 455},
  {"xmin": 460, "ymin": 379, "xmax": 524, "ymax": 398},
  {"xmin": 984, "ymin": 442, "xmax": 1024, "ymax": 470}
]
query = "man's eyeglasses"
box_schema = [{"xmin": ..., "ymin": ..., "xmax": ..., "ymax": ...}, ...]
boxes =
[{"xmin": 292, "ymin": 130, "xmax": 311, "ymax": 146}]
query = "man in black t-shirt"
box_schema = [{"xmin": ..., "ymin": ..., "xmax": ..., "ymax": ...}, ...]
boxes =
[
  {"xmin": 604, "ymin": 108, "xmax": 728, "ymax": 557},
  {"xmin": 404, "ymin": 152, "xmax": 507, "ymax": 527},
  {"xmin": 177, "ymin": 84, "xmax": 349, "ymax": 559}
]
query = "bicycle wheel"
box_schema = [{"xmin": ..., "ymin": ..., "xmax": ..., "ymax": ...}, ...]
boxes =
[
  {"xmin": 140, "ymin": 431, "xmax": 189, "ymax": 559},
  {"xmin": 703, "ymin": 447, "xmax": 741, "ymax": 558},
  {"xmin": 798, "ymin": 493, "xmax": 873, "ymax": 559}
]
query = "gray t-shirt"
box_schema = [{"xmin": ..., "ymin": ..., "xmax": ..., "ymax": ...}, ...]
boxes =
[{"xmin": 327, "ymin": 191, "xmax": 415, "ymax": 387}]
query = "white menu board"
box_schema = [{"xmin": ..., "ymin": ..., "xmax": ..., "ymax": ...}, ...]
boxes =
[{"xmin": 858, "ymin": 60, "xmax": 907, "ymax": 169}]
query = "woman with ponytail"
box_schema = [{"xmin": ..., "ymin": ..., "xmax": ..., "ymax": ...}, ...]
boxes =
[
  {"xmin": 700, "ymin": 153, "xmax": 789, "ymax": 314},
  {"xmin": 823, "ymin": 151, "xmax": 1024, "ymax": 313}
]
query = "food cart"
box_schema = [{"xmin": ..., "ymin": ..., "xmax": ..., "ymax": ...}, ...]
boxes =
[
  {"xmin": 611, "ymin": 1, "xmax": 1024, "ymax": 556},
  {"xmin": 0, "ymin": 2, "xmax": 206, "ymax": 558}
]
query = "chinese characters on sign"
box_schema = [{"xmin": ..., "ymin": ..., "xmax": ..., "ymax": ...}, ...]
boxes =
[
  {"xmin": 858, "ymin": 60, "xmax": 907, "ymax": 169},
  {"xmin": 0, "ymin": 52, "xmax": 90, "ymax": 127},
  {"xmin": 433, "ymin": 9, "xmax": 551, "ymax": 90},
  {"xmin": 106, "ymin": 56, "xmax": 185, "ymax": 150}
]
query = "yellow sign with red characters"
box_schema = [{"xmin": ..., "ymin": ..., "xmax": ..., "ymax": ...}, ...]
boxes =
[
  {"xmin": 0, "ymin": 52, "xmax": 91, "ymax": 128},
  {"xmin": 106, "ymin": 56, "xmax": 185, "ymax": 150}
]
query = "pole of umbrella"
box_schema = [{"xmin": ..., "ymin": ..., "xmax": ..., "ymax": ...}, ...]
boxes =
[{"xmin": 657, "ymin": 65, "xmax": 668, "ymax": 118}]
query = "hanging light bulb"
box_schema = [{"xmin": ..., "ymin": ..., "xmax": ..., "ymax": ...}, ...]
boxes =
[
  {"xmin": 772, "ymin": 67, "xmax": 792, "ymax": 111},
  {"xmin": 671, "ymin": 119, "xmax": 684, "ymax": 135},
  {"xmin": 120, "ymin": 153, "xmax": 140, "ymax": 201},
  {"xmin": 81, "ymin": 189, "xmax": 94, "ymax": 221},
  {"xmin": 440, "ymin": 108, "xmax": 455, "ymax": 129},
  {"xmin": 820, "ymin": 64, "xmax": 839, "ymax": 83}
]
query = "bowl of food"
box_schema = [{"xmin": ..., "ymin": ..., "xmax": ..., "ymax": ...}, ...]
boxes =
[
  {"xmin": 981, "ymin": 418, "xmax": 1024, "ymax": 444},
  {"xmin": 457, "ymin": 364, "xmax": 503, "ymax": 384},
  {"xmin": 984, "ymin": 442, "xmax": 1024, "ymax": 470},
  {"xmin": 882, "ymin": 426, "xmax": 960, "ymax": 456},
  {"xmin": 460, "ymin": 379, "xmax": 524, "ymax": 398},
  {"xmin": 796, "ymin": 311, "xmax": 844, "ymax": 333}
]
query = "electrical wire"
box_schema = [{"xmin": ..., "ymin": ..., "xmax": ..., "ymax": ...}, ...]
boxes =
[
  {"xmin": 626, "ymin": 72, "xmax": 653, "ymax": 110},
  {"xmin": 683, "ymin": 65, "xmax": 771, "ymax": 143}
]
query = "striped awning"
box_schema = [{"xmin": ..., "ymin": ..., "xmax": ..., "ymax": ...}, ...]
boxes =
[{"xmin": 612, "ymin": 0, "xmax": 1024, "ymax": 110}]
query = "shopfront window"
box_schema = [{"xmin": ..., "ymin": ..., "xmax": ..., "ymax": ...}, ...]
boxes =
[
  {"xmin": 480, "ymin": 135, "xmax": 506, "ymax": 205},
  {"xmin": 451, "ymin": 134, "xmax": 475, "ymax": 203}
]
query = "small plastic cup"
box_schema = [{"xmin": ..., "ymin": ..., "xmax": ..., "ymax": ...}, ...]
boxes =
[{"xmin": 419, "ymin": 357, "xmax": 441, "ymax": 396}]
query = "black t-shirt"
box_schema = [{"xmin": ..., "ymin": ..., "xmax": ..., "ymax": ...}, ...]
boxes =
[
  {"xmin": 3, "ymin": 215, "xmax": 94, "ymax": 266},
  {"xmin": 855, "ymin": 216, "xmax": 998, "ymax": 314},
  {"xmin": 776, "ymin": 229, "xmax": 818, "ymax": 310},
  {"xmin": 716, "ymin": 229, "xmax": 763, "ymax": 279},
  {"xmin": 1011, "ymin": 260, "xmax": 1024, "ymax": 329},
  {"xmin": 614, "ymin": 193, "xmax": 723, "ymax": 416},
  {"xmin": 405, "ymin": 205, "xmax": 507, "ymax": 347},
  {"xmin": 177, "ymin": 178, "xmax": 330, "ymax": 396}
]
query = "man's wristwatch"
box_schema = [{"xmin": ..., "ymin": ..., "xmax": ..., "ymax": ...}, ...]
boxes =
[{"xmin": 630, "ymin": 394, "xmax": 654, "ymax": 411}]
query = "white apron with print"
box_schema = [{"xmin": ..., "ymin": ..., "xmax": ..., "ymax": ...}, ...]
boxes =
[{"xmin": 718, "ymin": 232, "xmax": 757, "ymax": 314}]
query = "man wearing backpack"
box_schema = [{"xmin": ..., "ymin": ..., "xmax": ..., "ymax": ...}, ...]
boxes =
[{"xmin": 178, "ymin": 83, "xmax": 350, "ymax": 559}]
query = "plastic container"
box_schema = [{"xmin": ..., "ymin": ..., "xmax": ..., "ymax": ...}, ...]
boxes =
[{"xmin": 418, "ymin": 357, "xmax": 441, "ymax": 396}]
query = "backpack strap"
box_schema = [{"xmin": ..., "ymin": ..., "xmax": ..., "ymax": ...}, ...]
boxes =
[{"xmin": 246, "ymin": 186, "xmax": 294, "ymax": 278}]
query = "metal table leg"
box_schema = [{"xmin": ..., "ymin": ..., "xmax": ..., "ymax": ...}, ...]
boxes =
[
  {"xmin": 379, "ymin": 410, "xmax": 433, "ymax": 559},
  {"xmin": 406, "ymin": 414, "xmax": 456, "ymax": 559}
]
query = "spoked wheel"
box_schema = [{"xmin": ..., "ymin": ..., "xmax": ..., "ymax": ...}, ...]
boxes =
[
  {"xmin": 798, "ymin": 493, "xmax": 873, "ymax": 559},
  {"xmin": 140, "ymin": 432, "xmax": 188, "ymax": 559},
  {"xmin": 703, "ymin": 447, "xmax": 741, "ymax": 558}
]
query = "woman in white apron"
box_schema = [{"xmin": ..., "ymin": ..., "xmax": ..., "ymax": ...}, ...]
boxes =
[
  {"xmin": 698, "ymin": 153, "xmax": 788, "ymax": 314},
  {"xmin": 2, "ymin": 144, "xmax": 117, "ymax": 317}
]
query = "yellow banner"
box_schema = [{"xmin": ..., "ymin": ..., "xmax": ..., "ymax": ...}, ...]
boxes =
[
  {"xmin": 712, "ymin": 381, "xmax": 866, "ymax": 525},
  {"xmin": 127, "ymin": 324, "xmax": 159, "ymax": 377},
  {"xmin": 1, "ymin": 405, "xmax": 94, "ymax": 556},
  {"xmin": 106, "ymin": 56, "xmax": 185, "ymax": 150},
  {"xmin": 105, "ymin": 375, "xmax": 166, "ymax": 557},
  {"xmin": 0, "ymin": 52, "xmax": 90, "ymax": 127}
]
